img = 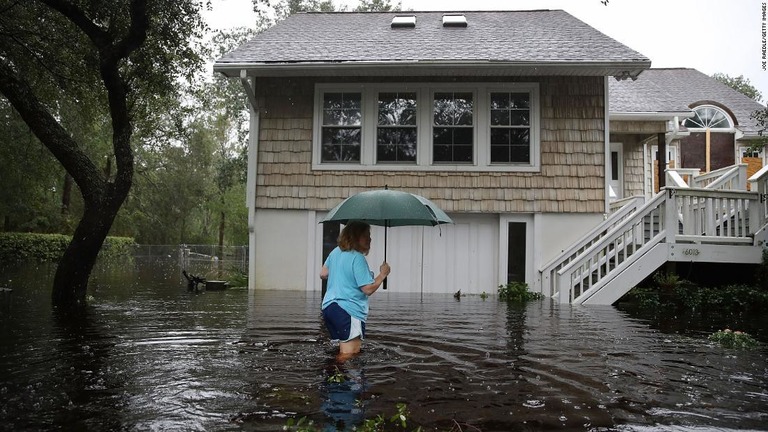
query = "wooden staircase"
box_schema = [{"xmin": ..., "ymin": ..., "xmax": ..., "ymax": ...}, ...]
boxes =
[{"xmin": 540, "ymin": 164, "xmax": 768, "ymax": 305}]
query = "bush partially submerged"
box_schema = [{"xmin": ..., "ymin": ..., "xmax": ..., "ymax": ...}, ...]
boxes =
[
  {"xmin": 0, "ymin": 232, "xmax": 135, "ymax": 263},
  {"xmin": 498, "ymin": 282, "xmax": 543, "ymax": 302},
  {"xmin": 709, "ymin": 329, "xmax": 759, "ymax": 349}
]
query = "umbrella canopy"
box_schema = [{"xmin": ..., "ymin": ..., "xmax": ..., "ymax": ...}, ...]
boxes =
[
  {"xmin": 321, "ymin": 189, "xmax": 453, "ymax": 227},
  {"xmin": 321, "ymin": 188, "xmax": 452, "ymax": 290}
]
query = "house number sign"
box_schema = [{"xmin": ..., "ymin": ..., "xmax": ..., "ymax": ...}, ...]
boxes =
[{"xmin": 682, "ymin": 248, "xmax": 700, "ymax": 256}]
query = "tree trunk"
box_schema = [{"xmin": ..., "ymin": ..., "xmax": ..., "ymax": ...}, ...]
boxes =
[
  {"xmin": 61, "ymin": 173, "xmax": 72, "ymax": 216},
  {"xmin": 51, "ymin": 193, "xmax": 125, "ymax": 307},
  {"xmin": 218, "ymin": 210, "xmax": 225, "ymax": 258}
]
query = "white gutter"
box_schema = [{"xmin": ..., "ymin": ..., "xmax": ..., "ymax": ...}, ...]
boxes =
[
  {"xmin": 240, "ymin": 70, "xmax": 260, "ymax": 292},
  {"xmin": 610, "ymin": 111, "xmax": 693, "ymax": 121},
  {"xmin": 214, "ymin": 60, "xmax": 650, "ymax": 78},
  {"xmin": 666, "ymin": 116, "xmax": 689, "ymax": 145},
  {"xmin": 604, "ymin": 76, "xmax": 611, "ymax": 214}
]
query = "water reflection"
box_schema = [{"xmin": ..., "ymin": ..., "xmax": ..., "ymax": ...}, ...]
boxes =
[{"xmin": 0, "ymin": 260, "xmax": 767, "ymax": 431}]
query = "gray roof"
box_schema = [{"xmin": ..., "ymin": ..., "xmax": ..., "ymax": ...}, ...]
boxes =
[
  {"xmin": 215, "ymin": 10, "xmax": 650, "ymax": 77},
  {"xmin": 609, "ymin": 68, "xmax": 766, "ymax": 136}
]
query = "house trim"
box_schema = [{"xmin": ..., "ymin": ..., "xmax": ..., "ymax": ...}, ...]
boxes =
[
  {"xmin": 311, "ymin": 81, "xmax": 541, "ymax": 173},
  {"xmin": 611, "ymin": 112, "xmax": 693, "ymax": 121},
  {"xmin": 604, "ymin": 77, "xmax": 611, "ymax": 214},
  {"xmin": 214, "ymin": 61, "xmax": 650, "ymax": 79}
]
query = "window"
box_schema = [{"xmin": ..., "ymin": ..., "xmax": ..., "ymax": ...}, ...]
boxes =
[
  {"xmin": 682, "ymin": 105, "xmax": 733, "ymax": 129},
  {"xmin": 377, "ymin": 92, "xmax": 417, "ymax": 163},
  {"xmin": 313, "ymin": 83, "xmax": 540, "ymax": 172},
  {"xmin": 433, "ymin": 92, "xmax": 473, "ymax": 163},
  {"xmin": 321, "ymin": 92, "xmax": 362, "ymax": 162},
  {"xmin": 490, "ymin": 92, "xmax": 531, "ymax": 164}
]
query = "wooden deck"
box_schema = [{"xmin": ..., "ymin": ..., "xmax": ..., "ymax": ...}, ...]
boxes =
[{"xmin": 541, "ymin": 164, "xmax": 768, "ymax": 305}]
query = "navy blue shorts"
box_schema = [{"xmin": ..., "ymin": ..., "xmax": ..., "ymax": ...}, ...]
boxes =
[{"xmin": 323, "ymin": 302, "xmax": 365, "ymax": 342}]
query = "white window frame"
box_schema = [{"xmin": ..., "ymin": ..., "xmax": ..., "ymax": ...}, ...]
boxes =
[
  {"xmin": 487, "ymin": 84, "xmax": 539, "ymax": 168},
  {"xmin": 312, "ymin": 82, "xmax": 540, "ymax": 172},
  {"xmin": 682, "ymin": 104, "xmax": 735, "ymax": 131}
]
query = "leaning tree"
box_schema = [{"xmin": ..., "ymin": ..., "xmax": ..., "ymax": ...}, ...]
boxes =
[{"xmin": 0, "ymin": 0, "xmax": 206, "ymax": 308}]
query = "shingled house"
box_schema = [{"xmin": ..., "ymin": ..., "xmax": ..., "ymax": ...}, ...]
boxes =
[
  {"xmin": 213, "ymin": 10, "xmax": 654, "ymax": 296},
  {"xmin": 609, "ymin": 68, "xmax": 767, "ymax": 198}
]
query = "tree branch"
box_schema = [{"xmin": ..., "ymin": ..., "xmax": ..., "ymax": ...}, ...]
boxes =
[
  {"xmin": 35, "ymin": 0, "xmax": 110, "ymax": 48},
  {"xmin": 0, "ymin": 59, "xmax": 103, "ymax": 202}
]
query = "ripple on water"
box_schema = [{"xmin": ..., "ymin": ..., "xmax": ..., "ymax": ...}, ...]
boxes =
[{"xmin": 1, "ymin": 261, "xmax": 767, "ymax": 431}]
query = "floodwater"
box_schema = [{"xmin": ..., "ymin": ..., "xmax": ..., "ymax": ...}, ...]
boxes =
[{"xmin": 0, "ymin": 259, "xmax": 767, "ymax": 431}]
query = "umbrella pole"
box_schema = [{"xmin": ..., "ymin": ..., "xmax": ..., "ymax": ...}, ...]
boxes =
[{"xmin": 383, "ymin": 224, "xmax": 388, "ymax": 290}]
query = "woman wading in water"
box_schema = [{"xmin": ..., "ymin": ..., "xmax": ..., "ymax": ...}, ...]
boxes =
[{"xmin": 320, "ymin": 221, "xmax": 390, "ymax": 360}]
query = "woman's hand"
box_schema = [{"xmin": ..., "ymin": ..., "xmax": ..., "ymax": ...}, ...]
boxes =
[
  {"xmin": 380, "ymin": 262, "xmax": 391, "ymax": 277},
  {"xmin": 361, "ymin": 262, "xmax": 391, "ymax": 296}
]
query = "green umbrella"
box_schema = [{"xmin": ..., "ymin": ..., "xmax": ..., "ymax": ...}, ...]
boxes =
[{"xmin": 321, "ymin": 187, "xmax": 453, "ymax": 289}]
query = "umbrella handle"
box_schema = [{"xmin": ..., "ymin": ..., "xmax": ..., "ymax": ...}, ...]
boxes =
[{"xmin": 382, "ymin": 224, "xmax": 387, "ymax": 290}]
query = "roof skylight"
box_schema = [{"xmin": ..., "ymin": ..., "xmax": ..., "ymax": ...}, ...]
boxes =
[
  {"xmin": 391, "ymin": 15, "xmax": 416, "ymax": 28},
  {"xmin": 442, "ymin": 14, "xmax": 467, "ymax": 27}
]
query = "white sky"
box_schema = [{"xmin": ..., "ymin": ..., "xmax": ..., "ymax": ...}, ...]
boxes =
[{"xmin": 205, "ymin": 0, "xmax": 768, "ymax": 103}]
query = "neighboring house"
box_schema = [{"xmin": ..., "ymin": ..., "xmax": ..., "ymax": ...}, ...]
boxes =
[
  {"xmin": 213, "ymin": 10, "xmax": 654, "ymax": 295},
  {"xmin": 609, "ymin": 68, "xmax": 767, "ymax": 198}
]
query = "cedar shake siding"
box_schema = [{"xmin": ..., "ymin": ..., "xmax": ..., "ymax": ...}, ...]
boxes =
[
  {"xmin": 253, "ymin": 76, "xmax": 606, "ymax": 214},
  {"xmin": 610, "ymin": 120, "xmax": 667, "ymax": 199}
]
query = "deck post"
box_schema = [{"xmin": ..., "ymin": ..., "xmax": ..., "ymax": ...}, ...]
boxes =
[
  {"xmin": 664, "ymin": 188, "xmax": 677, "ymax": 244},
  {"xmin": 657, "ymin": 133, "xmax": 666, "ymax": 190}
]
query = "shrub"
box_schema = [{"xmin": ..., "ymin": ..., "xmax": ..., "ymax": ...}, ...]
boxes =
[
  {"xmin": 709, "ymin": 329, "xmax": 759, "ymax": 349},
  {"xmin": 498, "ymin": 281, "xmax": 543, "ymax": 302},
  {"xmin": 0, "ymin": 232, "xmax": 135, "ymax": 263}
]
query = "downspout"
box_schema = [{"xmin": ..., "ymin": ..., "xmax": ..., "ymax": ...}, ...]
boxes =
[
  {"xmin": 240, "ymin": 70, "xmax": 260, "ymax": 291},
  {"xmin": 604, "ymin": 76, "xmax": 611, "ymax": 214},
  {"xmin": 665, "ymin": 115, "xmax": 690, "ymax": 172}
]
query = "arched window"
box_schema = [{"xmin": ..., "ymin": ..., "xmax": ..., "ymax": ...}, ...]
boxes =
[{"xmin": 682, "ymin": 105, "xmax": 733, "ymax": 129}]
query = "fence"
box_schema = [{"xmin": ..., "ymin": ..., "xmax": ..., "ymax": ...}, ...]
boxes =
[
  {"xmin": 130, "ymin": 244, "xmax": 248, "ymax": 280},
  {"xmin": 178, "ymin": 244, "xmax": 248, "ymax": 279}
]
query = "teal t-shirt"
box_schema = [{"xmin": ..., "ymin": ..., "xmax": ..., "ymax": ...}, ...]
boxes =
[{"xmin": 321, "ymin": 246, "xmax": 375, "ymax": 321}]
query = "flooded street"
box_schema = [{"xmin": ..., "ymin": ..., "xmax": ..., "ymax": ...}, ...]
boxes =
[{"xmin": 0, "ymin": 258, "xmax": 767, "ymax": 431}]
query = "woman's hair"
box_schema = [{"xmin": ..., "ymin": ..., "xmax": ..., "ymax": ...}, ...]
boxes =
[{"xmin": 338, "ymin": 221, "xmax": 371, "ymax": 253}]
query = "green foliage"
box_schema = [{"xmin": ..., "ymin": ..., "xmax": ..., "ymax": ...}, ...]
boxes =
[
  {"xmin": 0, "ymin": 232, "xmax": 134, "ymax": 263},
  {"xmin": 709, "ymin": 329, "xmax": 759, "ymax": 349},
  {"xmin": 284, "ymin": 402, "xmax": 422, "ymax": 432},
  {"xmin": 479, "ymin": 291, "xmax": 488, "ymax": 301},
  {"xmin": 624, "ymin": 268, "xmax": 768, "ymax": 314},
  {"xmin": 226, "ymin": 267, "xmax": 249, "ymax": 288},
  {"xmin": 354, "ymin": 0, "xmax": 402, "ymax": 11},
  {"xmin": 327, "ymin": 366, "xmax": 345, "ymax": 383},
  {"xmin": 652, "ymin": 271, "xmax": 686, "ymax": 291},
  {"xmin": 498, "ymin": 282, "xmax": 543, "ymax": 302},
  {"xmin": 712, "ymin": 73, "xmax": 763, "ymax": 102},
  {"xmin": 284, "ymin": 416, "xmax": 316, "ymax": 432}
]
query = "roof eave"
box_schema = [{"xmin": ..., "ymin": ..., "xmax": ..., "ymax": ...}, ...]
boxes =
[
  {"xmin": 213, "ymin": 60, "xmax": 651, "ymax": 78},
  {"xmin": 610, "ymin": 111, "xmax": 693, "ymax": 121}
]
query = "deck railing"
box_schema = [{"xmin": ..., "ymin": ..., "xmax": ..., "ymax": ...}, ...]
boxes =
[
  {"xmin": 555, "ymin": 185, "xmax": 766, "ymax": 304},
  {"xmin": 667, "ymin": 164, "xmax": 748, "ymax": 190},
  {"xmin": 539, "ymin": 196, "xmax": 644, "ymax": 297},
  {"xmin": 748, "ymin": 164, "xmax": 768, "ymax": 222}
]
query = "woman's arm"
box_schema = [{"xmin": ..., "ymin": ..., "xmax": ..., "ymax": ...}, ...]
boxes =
[
  {"xmin": 320, "ymin": 265, "xmax": 329, "ymax": 280},
  {"xmin": 360, "ymin": 262, "xmax": 390, "ymax": 296}
]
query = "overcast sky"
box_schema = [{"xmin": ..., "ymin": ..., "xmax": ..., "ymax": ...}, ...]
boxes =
[{"xmin": 206, "ymin": 0, "xmax": 767, "ymax": 103}]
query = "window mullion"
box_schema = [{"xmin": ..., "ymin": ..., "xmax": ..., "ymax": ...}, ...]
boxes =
[
  {"xmin": 477, "ymin": 87, "xmax": 487, "ymax": 167},
  {"xmin": 362, "ymin": 87, "xmax": 374, "ymax": 166}
]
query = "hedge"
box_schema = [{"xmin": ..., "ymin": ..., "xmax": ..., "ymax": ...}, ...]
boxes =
[{"xmin": 0, "ymin": 232, "xmax": 136, "ymax": 263}]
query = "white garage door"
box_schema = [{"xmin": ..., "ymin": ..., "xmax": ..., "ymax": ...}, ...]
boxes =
[{"xmin": 363, "ymin": 214, "xmax": 498, "ymax": 295}]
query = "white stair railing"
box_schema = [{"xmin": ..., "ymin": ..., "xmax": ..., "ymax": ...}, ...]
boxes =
[
  {"xmin": 692, "ymin": 164, "xmax": 747, "ymax": 190},
  {"xmin": 666, "ymin": 164, "xmax": 748, "ymax": 191},
  {"xmin": 748, "ymin": 164, "xmax": 768, "ymax": 224},
  {"xmin": 556, "ymin": 192, "xmax": 666, "ymax": 303},
  {"xmin": 556, "ymin": 185, "xmax": 767, "ymax": 305},
  {"xmin": 539, "ymin": 196, "xmax": 644, "ymax": 297}
]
